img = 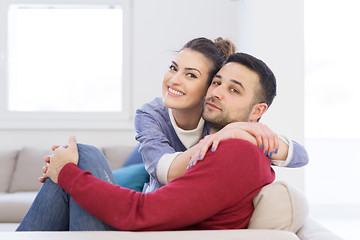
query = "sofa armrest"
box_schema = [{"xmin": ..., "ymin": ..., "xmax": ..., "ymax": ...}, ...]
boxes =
[{"xmin": 297, "ymin": 218, "xmax": 343, "ymax": 240}]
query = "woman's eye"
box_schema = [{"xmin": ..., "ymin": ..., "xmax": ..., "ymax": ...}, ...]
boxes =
[
  {"xmin": 169, "ymin": 65, "xmax": 177, "ymax": 71},
  {"xmin": 186, "ymin": 73, "xmax": 197, "ymax": 78},
  {"xmin": 212, "ymin": 81, "xmax": 220, "ymax": 85}
]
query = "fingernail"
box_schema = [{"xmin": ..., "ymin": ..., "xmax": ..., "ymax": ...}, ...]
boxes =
[
  {"xmin": 269, "ymin": 152, "xmax": 273, "ymax": 158},
  {"xmin": 260, "ymin": 145, "xmax": 263, "ymax": 149},
  {"xmin": 275, "ymin": 148, "xmax": 278, "ymax": 154},
  {"xmin": 211, "ymin": 147, "xmax": 215, "ymax": 152},
  {"xmin": 187, "ymin": 164, "xmax": 190, "ymax": 169},
  {"xmin": 265, "ymin": 150, "xmax": 268, "ymax": 156},
  {"xmin": 191, "ymin": 161, "xmax": 194, "ymax": 166},
  {"xmin": 198, "ymin": 155, "xmax": 202, "ymax": 160}
]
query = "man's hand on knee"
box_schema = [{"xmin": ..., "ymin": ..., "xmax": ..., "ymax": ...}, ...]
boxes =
[{"xmin": 45, "ymin": 136, "xmax": 79, "ymax": 184}]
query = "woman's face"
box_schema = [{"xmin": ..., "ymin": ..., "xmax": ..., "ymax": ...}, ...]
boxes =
[{"xmin": 162, "ymin": 48, "xmax": 212, "ymax": 112}]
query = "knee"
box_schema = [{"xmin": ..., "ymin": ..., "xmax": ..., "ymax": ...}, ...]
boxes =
[
  {"xmin": 77, "ymin": 144, "xmax": 106, "ymax": 165},
  {"xmin": 77, "ymin": 143, "xmax": 103, "ymax": 156}
]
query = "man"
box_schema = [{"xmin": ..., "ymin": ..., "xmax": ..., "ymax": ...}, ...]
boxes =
[{"xmin": 17, "ymin": 53, "xmax": 302, "ymax": 231}]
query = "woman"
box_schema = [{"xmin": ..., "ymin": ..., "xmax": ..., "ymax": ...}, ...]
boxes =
[{"xmin": 135, "ymin": 37, "xmax": 238, "ymax": 192}]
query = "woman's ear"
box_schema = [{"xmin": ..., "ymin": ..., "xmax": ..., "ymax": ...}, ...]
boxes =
[{"xmin": 249, "ymin": 103, "xmax": 268, "ymax": 122}]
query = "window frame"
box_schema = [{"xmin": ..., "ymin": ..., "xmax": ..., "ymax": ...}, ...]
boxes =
[{"xmin": 0, "ymin": 0, "xmax": 132, "ymax": 130}]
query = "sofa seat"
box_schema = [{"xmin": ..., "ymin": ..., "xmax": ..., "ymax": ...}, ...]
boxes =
[
  {"xmin": 0, "ymin": 229, "xmax": 299, "ymax": 240},
  {"xmin": 0, "ymin": 192, "xmax": 37, "ymax": 223}
]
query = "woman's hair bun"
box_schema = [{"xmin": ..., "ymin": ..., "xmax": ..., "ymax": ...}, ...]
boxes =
[{"xmin": 214, "ymin": 37, "xmax": 237, "ymax": 61}]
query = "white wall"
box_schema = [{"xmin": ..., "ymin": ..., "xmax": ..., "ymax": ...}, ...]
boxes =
[
  {"xmin": 237, "ymin": 0, "xmax": 305, "ymax": 189},
  {"xmin": 0, "ymin": 0, "xmax": 305, "ymax": 188}
]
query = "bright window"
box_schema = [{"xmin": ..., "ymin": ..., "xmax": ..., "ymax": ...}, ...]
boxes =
[{"xmin": 0, "ymin": 0, "xmax": 131, "ymax": 129}]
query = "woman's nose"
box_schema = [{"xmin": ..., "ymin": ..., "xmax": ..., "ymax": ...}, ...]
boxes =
[{"xmin": 169, "ymin": 73, "xmax": 182, "ymax": 85}]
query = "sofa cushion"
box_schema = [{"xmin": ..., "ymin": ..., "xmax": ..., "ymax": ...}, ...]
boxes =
[
  {"xmin": 122, "ymin": 144, "xmax": 143, "ymax": 167},
  {"xmin": 112, "ymin": 163, "xmax": 149, "ymax": 192},
  {"xmin": 248, "ymin": 181, "xmax": 309, "ymax": 233},
  {"xmin": 0, "ymin": 150, "xmax": 18, "ymax": 192},
  {"xmin": 101, "ymin": 145, "xmax": 136, "ymax": 170},
  {"xmin": 8, "ymin": 147, "xmax": 52, "ymax": 193}
]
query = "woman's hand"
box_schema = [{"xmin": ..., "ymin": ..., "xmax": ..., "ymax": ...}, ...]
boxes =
[
  {"xmin": 44, "ymin": 136, "xmax": 79, "ymax": 184},
  {"xmin": 187, "ymin": 122, "xmax": 279, "ymax": 168},
  {"xmin": 223, "ymin": 122, "xmax": 279, "ymax": 157},
  {"xmin": 188, "ymin": 127, "xmax": 257, "ymax": 168}
]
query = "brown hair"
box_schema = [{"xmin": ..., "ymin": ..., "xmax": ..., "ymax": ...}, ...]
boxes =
[{"xmin": 181, "ymin": 37, "xmax": 236, "ymax": 85}]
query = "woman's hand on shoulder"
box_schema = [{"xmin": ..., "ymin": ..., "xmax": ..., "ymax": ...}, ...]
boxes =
[{"xmin": 187, "ymin": 127, "xmax": 257, "ymax": 168}]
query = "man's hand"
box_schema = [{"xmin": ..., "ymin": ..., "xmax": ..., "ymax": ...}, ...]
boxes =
[
  {"xmin": 44, "ymin": 136, "xmax": 79, "ymax": 184},
  {"xmin": 39, "ymin": 144, "xmax": 66, "ymax": 183}
]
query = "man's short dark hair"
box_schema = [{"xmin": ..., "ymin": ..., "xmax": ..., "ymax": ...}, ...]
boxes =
[{"xmin": 226, "ymin": 53, "xmax": 277, "ymax": 107}]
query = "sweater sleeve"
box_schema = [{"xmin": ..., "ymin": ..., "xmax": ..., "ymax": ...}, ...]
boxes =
[{"xmin": 58, "ymin": 139, "xmax": 275, "ymax": 231}]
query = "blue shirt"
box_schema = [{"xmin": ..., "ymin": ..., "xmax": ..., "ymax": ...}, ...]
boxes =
[{"xmin": 135, "ymin": 98, "xmax": 209, "ymax": 193}]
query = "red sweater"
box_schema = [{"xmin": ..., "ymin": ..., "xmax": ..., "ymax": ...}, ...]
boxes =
[{"xmin": 58, "ymin": 139, "xmax": 275, "ymax": 231}]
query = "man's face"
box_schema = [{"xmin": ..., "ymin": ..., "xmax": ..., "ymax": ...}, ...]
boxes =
[{"xmin": 202, "ymin": 62, "xmax": 261, "ymax": 131}]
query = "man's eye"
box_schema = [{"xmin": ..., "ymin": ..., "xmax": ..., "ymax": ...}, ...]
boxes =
[
  {"xmin": 212, "ymin": 81, "xmax": 221, "ymax": 85},
  {"xmin": 230, "ymin": 88, "xmax": 239, "ymax": 93}
]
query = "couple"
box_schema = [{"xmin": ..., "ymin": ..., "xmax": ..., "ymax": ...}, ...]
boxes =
[{"xmin": 17, "ymin": 37, "xmax": 308, "ymax": 231}]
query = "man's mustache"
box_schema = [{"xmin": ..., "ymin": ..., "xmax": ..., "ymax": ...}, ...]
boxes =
[{"xmin": 204, "ymin": 97, "xmax": 222, "ymax": 110}]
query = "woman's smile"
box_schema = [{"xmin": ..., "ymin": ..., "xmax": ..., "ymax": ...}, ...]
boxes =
[{"xmin": 167, "ymin": 87, "xmax": 185, "ymax": 96}]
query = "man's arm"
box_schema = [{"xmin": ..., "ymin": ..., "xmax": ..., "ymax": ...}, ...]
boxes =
[{"xmin": 57, "ymin": 139, "xmax": 275, "ymax": 231}]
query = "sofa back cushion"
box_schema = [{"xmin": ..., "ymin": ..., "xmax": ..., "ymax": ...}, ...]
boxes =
[
  {"xmin": 0, "ymin": 150, "xmax": 18, "ymax": 192},
  {"xmin": 101, "ymin": 145, "xmax": 136, "ymax": 170},
  {"xmin": 8, "ymin": 147, "xmax": 52, "ymax": 193},
  {"xmin": 248, "ymin": 181, "xmax": 309, "ymax": 233}
]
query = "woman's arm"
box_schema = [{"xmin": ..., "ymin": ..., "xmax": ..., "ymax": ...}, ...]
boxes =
[
  {"xmin": 167, "ymin": 128, "xmax": 258, "ymax": 183},
  {"xmin": 134, "ymin": 99, "xmax": 185, "ymax": 184}
]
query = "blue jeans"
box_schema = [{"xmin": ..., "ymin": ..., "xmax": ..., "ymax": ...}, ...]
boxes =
[{"xmin": 16, "ymin": 144, "xmax": 117, "ymax": 231}]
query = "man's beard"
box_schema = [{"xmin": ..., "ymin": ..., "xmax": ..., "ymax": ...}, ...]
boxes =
[
  {"xmin": 207, "ymin": 118, "xmax": 230, "ymax": 132},
  {"xmin": 202, "ymin": 96, "xmax": 253, "ymax": 132},
  {"xmin": 202, "ymin": 97, "xmax": 231, "ymax": 132}
]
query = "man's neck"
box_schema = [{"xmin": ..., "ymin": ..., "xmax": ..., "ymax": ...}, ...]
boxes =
[
  {"xmin": 209, "ymin": 125, "xmax": 223, "ymax": 134},
  {"xmin": 210, "ymin": 129, "xmax": 217, "ymax": 134}
]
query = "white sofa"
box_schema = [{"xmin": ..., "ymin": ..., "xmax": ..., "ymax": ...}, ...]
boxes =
[{"xmin": 0, "ymin": 146, "xmax": 343, "ymax": 239}]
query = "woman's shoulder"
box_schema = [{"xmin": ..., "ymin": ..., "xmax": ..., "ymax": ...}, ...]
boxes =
[
  {"xmin": 135, "ymin": 97, "xmax": 169, "ymax": 120},
  {"xmin": 138, "ymin": 97, "xmax": 166, "ymax": 112}
]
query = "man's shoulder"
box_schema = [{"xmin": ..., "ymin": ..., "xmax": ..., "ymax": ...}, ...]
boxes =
[{"xmin": 214, "ymin": 139, "xmax": 266, "ymax": 164}]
